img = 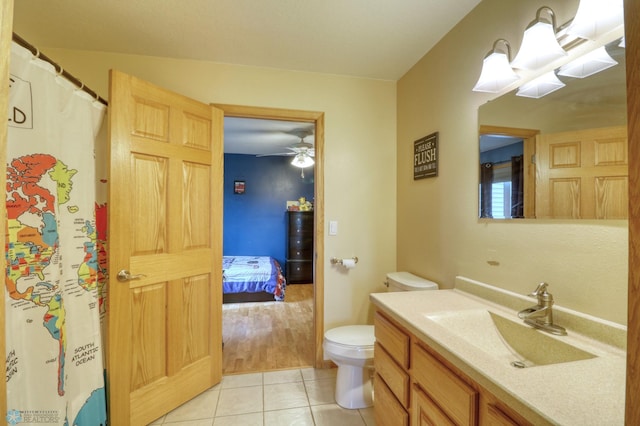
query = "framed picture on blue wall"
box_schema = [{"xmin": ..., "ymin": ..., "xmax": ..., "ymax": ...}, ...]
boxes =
[{"xmin": 234, "ymin": 180, "xmax": 245, "ymax": 194}]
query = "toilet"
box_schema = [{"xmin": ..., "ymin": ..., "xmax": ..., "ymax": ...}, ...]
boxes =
[{"xmin": 323, "ymin": 272, "xmax": 439, "ymax": 409}]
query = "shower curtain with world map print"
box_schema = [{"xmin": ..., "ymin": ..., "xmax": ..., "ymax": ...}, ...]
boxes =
[{"xmin": 5, "ymin": 42, "xmax": 108, "ymax": 425}]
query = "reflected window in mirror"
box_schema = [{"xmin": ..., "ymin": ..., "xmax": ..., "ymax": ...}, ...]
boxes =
[
  {"xmin": 479, "ymin": 127, "xmax": 539, "ymax": 219},
  {"xmin": 479, "ymin": 136, "xmax": 524, "ymax": 219}
]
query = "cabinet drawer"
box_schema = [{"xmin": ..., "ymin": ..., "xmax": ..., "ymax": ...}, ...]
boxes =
[
  {"xmin": 485, "ymin": 404, "xmax": 521, "ymax": 426},
  {"xmin": 289, "ymin": 225, "xmax": 313, "ymax": 236},
  {"xmin": 412, "ymin": 384, "xmax": 456, "ymax": 426},
  {"xmin": 287, "ymin": 247, "xmax": 313, "ymax": 260},
  {"xmin": 288, "ymin": 212, "xmax": 313, "ymax": 234},
  {"xmin": 373, "ymin": 373, "xmax": 409, "ymax": 426},
  {"xmin": 374, "ymin": 312, "xmax": 410, "ymax": 369},
  {"xmin": 412, "ymin": 343, "xmax": 478, "ymax": 426},
  {"xmin": 288, "ymin": 236, "xmax": 313, "ymax": 252},
  {"xmin": 286, "ymin": 260, "xmax": 313, "ymax": 283},
  {"xmin": 374, "ymin": 343, "xmax": 409, "ymax": 408}
]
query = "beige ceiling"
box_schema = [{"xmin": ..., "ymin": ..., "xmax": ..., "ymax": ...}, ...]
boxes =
[
  {"xmin": 224, "ymin": 117, "xmax": 315, "ymax": 156},
  {"xmin": 12, "ymin": 0, "xmax": 481, "ymax": 81}
]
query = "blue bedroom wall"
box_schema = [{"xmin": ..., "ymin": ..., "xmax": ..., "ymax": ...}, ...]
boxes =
[{"xmin": 223, "ymin": 154, "xmax": 314, "ymax": 265}]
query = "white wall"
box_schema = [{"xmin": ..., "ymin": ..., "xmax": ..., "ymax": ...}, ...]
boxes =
[
  {"xmin": 397, "ymin": 0, "xmax": 628, "ymax": 324},
  {"xmin": 38, "ymin": 48, "xmax": 398, "ymax": 329}
]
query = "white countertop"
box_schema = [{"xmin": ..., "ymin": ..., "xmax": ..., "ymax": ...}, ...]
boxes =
[{"xmin": 370, "ymin": 286, "xmax": 626, "ymax": 425}]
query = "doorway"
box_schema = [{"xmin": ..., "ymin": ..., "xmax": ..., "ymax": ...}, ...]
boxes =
[
  {"xmin": 214, "ymin": 103, "xmax": 325, "ymax": 374},
  {"xmin": 479, "ymin": 125, "xmax": 538, "ymax": 219}
]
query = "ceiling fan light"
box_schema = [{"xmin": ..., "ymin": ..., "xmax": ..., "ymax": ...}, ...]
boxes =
[
  {"xmin": 291, "ymin": 153, "xmax": 314, "ymax": 168},
  {"xmin": 566, "ymin": 0, "xmax": 624, "ymax": 41},
  {"xmin": 516, "ymin": 71, "xmax": 565, "ymax": 99},
  {"xmin": 558, "ymin": 46, "xmax": 618, "ymax": 78},
  {"xmin": 511, "ymin": 9, "xmax": 566, "ymax": 70}
]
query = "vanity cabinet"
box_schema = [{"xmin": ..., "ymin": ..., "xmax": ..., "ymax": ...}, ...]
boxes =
[
  {"xmin": 285, "ymin": 211, "xmax": 313, "ymax": 283},
  {"xmin": 374, "ymin": 311, "xmax": 410, "ymax": 425},
  {"xmin": 373, "ymin": 309, "xmax": 533, "ymax": 426}
]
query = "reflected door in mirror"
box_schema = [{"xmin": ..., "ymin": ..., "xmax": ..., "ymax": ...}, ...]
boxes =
[{"xmin": 535, "ymin": 126, "xmax": 628, "ymax": 219}]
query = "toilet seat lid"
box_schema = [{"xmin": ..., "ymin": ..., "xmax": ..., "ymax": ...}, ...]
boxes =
[{"xmin": 325, "ymin": 325, "xmax": 375, "ymax": 347}]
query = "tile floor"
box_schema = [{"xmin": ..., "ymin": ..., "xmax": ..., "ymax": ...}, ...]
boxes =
[{"xmin": 148, "ymin": 368, "xmax": 376, "ymax": 425}]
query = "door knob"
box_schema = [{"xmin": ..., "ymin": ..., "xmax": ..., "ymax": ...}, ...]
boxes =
[{"xmin": 117, "ymin": 269, "xmax": 146, "ymax": 282}]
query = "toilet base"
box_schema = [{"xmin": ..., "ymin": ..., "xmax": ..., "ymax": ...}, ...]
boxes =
[{"xmin": 334, "ymin": 364, "xmax": 373, "ymax": 409}]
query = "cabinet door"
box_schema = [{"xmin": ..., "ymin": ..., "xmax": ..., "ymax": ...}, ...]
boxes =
[{"xmin": 412, "ymin": 384, "xmax": 456, "ymax": 426}]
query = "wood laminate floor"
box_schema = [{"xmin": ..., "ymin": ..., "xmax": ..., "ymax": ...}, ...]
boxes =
[{"xmin": 222, "ymin": 283, "xmax": 314, "ymax": 375}]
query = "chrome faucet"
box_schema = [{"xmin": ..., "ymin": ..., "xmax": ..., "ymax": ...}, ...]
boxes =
[{"xmin": 517, "ymin": 283, "xmax": 567, "ymax": 336}]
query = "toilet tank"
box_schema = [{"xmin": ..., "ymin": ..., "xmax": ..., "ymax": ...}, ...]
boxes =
[{"xmin": 386, "ymin": 272, "xmax": 438, "ymax": 292}]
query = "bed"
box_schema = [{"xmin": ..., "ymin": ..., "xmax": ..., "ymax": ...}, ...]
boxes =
[{"xmin": 222, "ymin": 255, "xmax": 286, "ymax": 303}]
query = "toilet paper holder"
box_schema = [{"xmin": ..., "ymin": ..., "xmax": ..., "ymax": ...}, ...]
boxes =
[{"xmin": 330, "ymin": 256, "xmax": 359, "ymax": 265}]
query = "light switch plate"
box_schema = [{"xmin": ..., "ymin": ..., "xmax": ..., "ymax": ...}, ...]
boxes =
[{"xmin": 329, "ymin": 220, "xmax": 338, "ymax": 235}]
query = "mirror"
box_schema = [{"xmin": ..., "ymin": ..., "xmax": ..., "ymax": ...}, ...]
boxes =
[{"xmin": 479, "ymin": 39, "xmax": 627, "ymax": 219}]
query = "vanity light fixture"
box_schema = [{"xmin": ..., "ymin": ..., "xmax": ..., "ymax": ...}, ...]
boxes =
[
  {"xmin": 472, "ymin": 39, "xmax": 520, "ymax": 93},
  {"xmin": 566, "ymin": 0, "xmax": 624, "ymax": 41},
  {"xmin": 291, "ymin": 153, "xmax": 314, "ymax": 168},
  {"xmin": 511, "ymin": 6, "xmax": 566, "ymax": 70},
  {"xmin": 558, "ymin": 45, "xmax": 618, "ymax": 78},
  {"xmin": 516, "ymin": 70, "xmax": 565, "ymax": 98}
]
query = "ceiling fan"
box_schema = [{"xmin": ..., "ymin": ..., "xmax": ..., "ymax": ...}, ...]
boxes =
[
  {"xmin": 258, "ymin": 136, "xmax": 315, "ymax": 164},
  {"xmin": 257, "ymin": 136, "xmax": 315, "ymax": 178},
  {"xmin": 224, "ymin": 117, "xmax": 315, "ymax": 176}
]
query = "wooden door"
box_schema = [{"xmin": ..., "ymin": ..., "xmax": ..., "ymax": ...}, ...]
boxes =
[
  {"xmin": 536, "ymin": 126, "xmax": 628, "ymax": 219},
  {"xmin": 107, "ymin": 70, "xmax": 223, "ymax": 425}
]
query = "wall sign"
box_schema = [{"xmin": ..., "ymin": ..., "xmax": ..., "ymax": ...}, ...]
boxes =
[
  {"xmin": 414, "ymin": 132, "xmax": 438, "ymax": 179},
  {"xmin": 234, "ymin": 180, "xmax": 246, "ymax": 194}
]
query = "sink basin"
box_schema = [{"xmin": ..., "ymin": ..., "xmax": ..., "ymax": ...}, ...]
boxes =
[{"xmin": 425, "ymin": 310, "xmax": 596, "ymax": 368}]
